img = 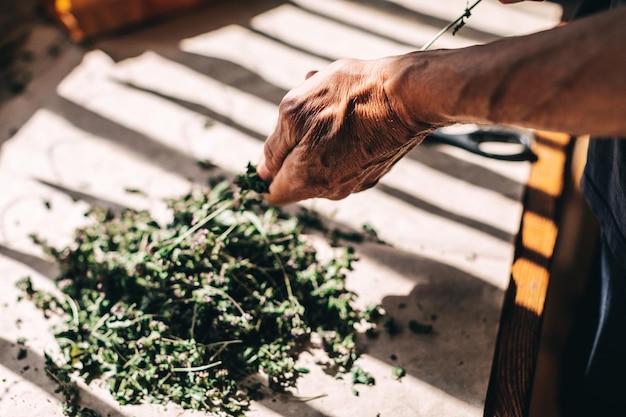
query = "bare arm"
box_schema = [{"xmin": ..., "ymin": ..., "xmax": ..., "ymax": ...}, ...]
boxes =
[
  {"xmin": 389, "ymin": 5, "xmax": 626, "ymax": 136},
  {"xmin": 258, "ymin": 6, "xmax": 626, "ymax": 205}
]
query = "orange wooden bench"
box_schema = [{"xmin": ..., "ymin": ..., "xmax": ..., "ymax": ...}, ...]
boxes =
[
  {"xmin": 484, "ymin": 131, "xmax": 571, "ymax": 416},
  {"xmin": 484, "ymin": 132, "xmax": 598, "ymax": 417}
]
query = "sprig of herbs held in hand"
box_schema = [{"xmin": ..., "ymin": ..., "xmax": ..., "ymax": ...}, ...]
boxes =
[
  {"xmin": 420, "ymin": 0, "xmax": 483, "ymax": 50},
  {"xmin": 17, "ymin": 163, "xmax": 385, "ymax": 417},
  {"xmin": 234, "ymin": 162, "xmax": 270, "ymax": 195}
]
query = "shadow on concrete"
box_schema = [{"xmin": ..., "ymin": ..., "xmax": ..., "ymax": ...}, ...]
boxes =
[
  {"xmin": 160, "ymin": 51, "xmax": 289, "ymax": 105},
  {"xmin": 118, "ymin": 80, "xmax": 270, "ymax": 141},
  {"xmin": 251, "ymin": 241, "xmax": 504, "ymax": 416},
  {"xmin": 409, "ymin": 143, "xmax": 525, "ymax": 201},
  {"xmin": 0, "ymin": 244, "xmax": 58, "ymax": 280},
  {"xmin": 356, "ymin": 242, "xmax": 503, "ymax": 407},
  {"xmin": 48, "ymin": 95, "xmax": 234, "ymax": 186},
  {"xmin": 94, "ymin": 0, "xmax": 288, "ymax": 63},
  {"xmin": 375, "ymin": 182, "xmax": 515, "ymax": 243},
  {"xmin": 0, "ymin": 338, "xmax": 128, "ymax": 417},
  {"xmin": 36, "ymin": 178, "xmax": 130, "ymax": 214},
  {"xmin": 293, "ymin": 0, "xmax": 500, "ymax": 47}
]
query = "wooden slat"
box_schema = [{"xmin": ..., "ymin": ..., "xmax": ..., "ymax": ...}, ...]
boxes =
[{"xmin": 484, "ymin": 131, "xmax": 571, "ymax": 417}]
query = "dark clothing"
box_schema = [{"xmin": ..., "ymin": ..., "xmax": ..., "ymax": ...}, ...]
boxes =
[
  {"xmin": 565, "ymin": 0, "xmax": 626, "ymax": 415},
  {"xmin": 582, "ymin": 138, "xmax": 626, "ymax": 270},
  {"xmin": 561, "ymin": 237, "xmax": 626, "ymax": 416}
]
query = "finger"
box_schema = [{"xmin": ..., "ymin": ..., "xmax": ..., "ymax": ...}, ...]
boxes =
[
  {"xmin": 263, "ymin": 153, "xmax": 325, "ymax": 206},
  {"xmin": 256, "ymin": 154, "xmax": 273, "ymax": 182},
  {"xmin": 264, "ymin": 170, "xmax": 315, "ymax": 206},
  {"xmin": 261, "ymin": 123, "xmax": 299, "ymax": 181}
]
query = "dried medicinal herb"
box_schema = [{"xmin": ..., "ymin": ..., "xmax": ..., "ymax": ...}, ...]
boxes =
[
  {"xmin": 19, "ymin": 166, "xmax": 379, "ymax": 416},
  {"xmin": 297, "ymin": 207, "xmax": 385, "ymax": 247},
  {"xmin": 391, "ymin": 365, "xmax": 406, "ymax": 380},
  {"xmin": 408, "ymin": 320, "xmax": 433, "ymax": 335},
  {"xmin": 196, "ymin": 159, "xmax": 218, "ymax": 170},
  {"xmin": 16, "ymin": 338, "xmax": 27, "ymax": 360},
  {"xmin": 124, "ymin": 187, "xmax": 146, "ymax": 195},
  {"xmin": 234, "ymin": 162, "xmax": 269, "ymax": 194},
  {"xmin": 420, "ymin": 0, "xmax": 484, "ymax": 50},
  {"xmin": 350, "ymin": 365, "xmax": 375, "ymax": 396},
  {"xmin": 382, "ymin": 315, "xmax": 400, "ymax": 336}
]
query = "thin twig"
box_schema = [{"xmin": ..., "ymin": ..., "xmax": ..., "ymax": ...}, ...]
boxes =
[
  {"xmin": 244, "ymin": 211, "xmax": 295, "ymax": 300},
  {"xmin": 420, "ymin": 0, "xmax": 483, "ymax": 51},
  {"xmin": 157, "ymin": 200, "xmax": 233, "ymax": 256},
  {"xmin": 172, "ymin": 361, "xmax": 222, "ymax": 373}
]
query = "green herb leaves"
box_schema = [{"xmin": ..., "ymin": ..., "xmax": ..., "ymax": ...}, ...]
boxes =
[
  {"xmin": 234, "ymin": 162, "xmax": 270, "ymax": 194},
  {"xmin": 19, "ymin": 170, "xmax": 376, "ymax": 416}
]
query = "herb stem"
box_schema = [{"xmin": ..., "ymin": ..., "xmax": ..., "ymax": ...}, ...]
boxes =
[
  {"xmin": 62, "ymin": 294, "xmax": 80, "ymax": 328},
  {"xmin": 244, "ymin": 212, "xmax": 294, "ymax": 300},
  {"xmin": 209, "ymin": 341, "xmax": 233, "ymax": 362},
  {"xmin": 202, "ymin": 286, "xmax": 248, "ymax": 321},
  {"xmin": 123, "ymin": 352, "xmax": 142, "ymax": 369},
  {"xmin": 172, "ymin": 361, "xmax": 222, "ymax": 373},
  {"xmin": 190, "ymin": 303, "xmax": 198, "ymax": 341},
  {"xmin": 420, "ymin": 0, "xmax": 483, "ymax": 51},
  {"xmin": 158, "ymin": 200, "xmax": 234, "ymax": 256},
  {"xmin": 92, "ymin": 312, "xmax": 110, "ymax": 333}
]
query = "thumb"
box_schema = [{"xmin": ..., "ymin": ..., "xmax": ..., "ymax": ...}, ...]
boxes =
[
  {"xmin": 256, "ymin": 154, "xmax": 273, "ymax": 182},
  {"xmin": 263, "ymin": 156, "xmax": 318, "ymax": 206}
]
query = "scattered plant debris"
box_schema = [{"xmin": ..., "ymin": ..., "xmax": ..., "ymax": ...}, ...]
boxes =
[
  {"xmin": 16, "ymin": 338, "xmax": 27, "ymax": 360},
  {"xmin": 350, "ymin": 365, "xmax": 376, "ymax": 396},
  {"xmin": 123, "ymin": 187, "xmax": 146, "ymax": 195},
  {"xmin": 391, "ymin": 366, "xmax": 406, "ymax": 380},
  {"xmin": 297, "ymin": 207, "xmax": 385, "ymax": 247},
  {"xmin": 408, "ymin": 320, "xmax": 433, "ymax": 335},
  {"xmin": 382, "ymin": 316, "xmax": 400, "ymax": 336},
  {"xmin": 234, "ymin": 162, "xmax": 269, "ymax": 194},
  {"xmin": 196, "ymin": 159, "xmax": 218, "ymax": 170}
]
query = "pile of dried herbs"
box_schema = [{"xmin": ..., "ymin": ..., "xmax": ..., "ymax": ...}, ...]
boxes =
[{"xmin": 17, "ymin": 167, "xmax": 382, "ymax": 417}]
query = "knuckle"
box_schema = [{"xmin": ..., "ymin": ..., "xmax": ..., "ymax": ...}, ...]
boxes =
[
  {"xmin": 279, "ymin": 94, "xmax": 304, "ymax": 117},
  {"xmin": 358, "ymin": 179, "xmax": 380, "ymax": 192},
  {"xmin": 328, "ymin": 189, "xmax": 352, "ymax": 201},
  {"xmin": 263, "ymin": 143, "xmax": 279, "ymax": 166}
]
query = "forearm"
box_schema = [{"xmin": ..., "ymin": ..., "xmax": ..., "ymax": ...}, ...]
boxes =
[{"xmin": 387, "ymin": 6, "xmax": 626, "ymax": 136}]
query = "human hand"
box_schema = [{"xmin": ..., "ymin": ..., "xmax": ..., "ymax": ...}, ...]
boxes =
[{"xmin": 257, "ymin": 58, "xmax": 436, "ymax": 206}]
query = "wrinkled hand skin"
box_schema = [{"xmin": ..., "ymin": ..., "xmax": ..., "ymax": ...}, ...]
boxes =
[{"xmin": 257, "ymin": 58, "xmax": 435, "ymax": 206}]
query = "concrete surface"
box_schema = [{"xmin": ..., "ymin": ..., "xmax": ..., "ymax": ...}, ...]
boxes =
[{"xmin": 0, "ymin": 1, "xmax": 562, "ymax": 416}]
